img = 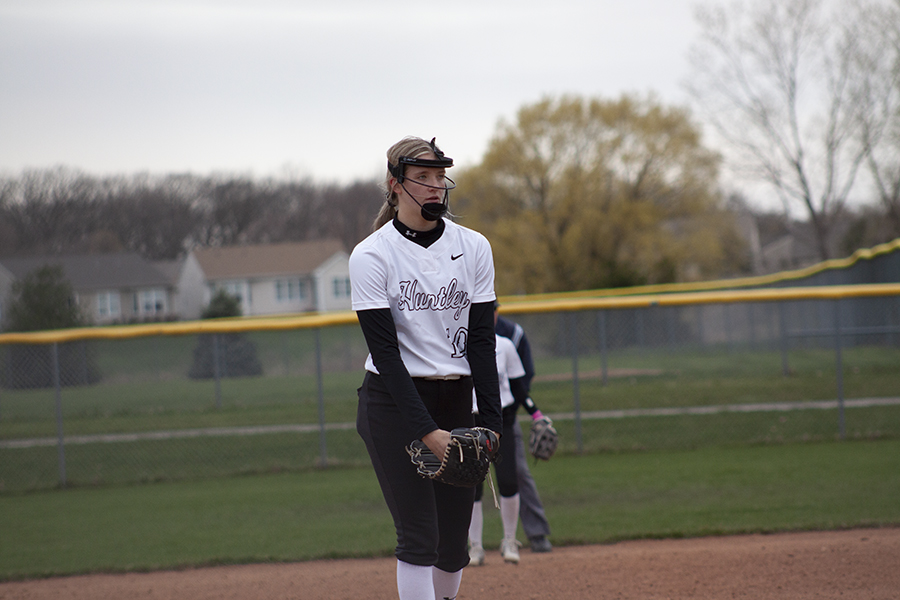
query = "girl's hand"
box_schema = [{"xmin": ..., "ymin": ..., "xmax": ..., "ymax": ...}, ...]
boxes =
[{"xmin": 421, "ymin": 429, "xmax": 451, "ymax": 458}]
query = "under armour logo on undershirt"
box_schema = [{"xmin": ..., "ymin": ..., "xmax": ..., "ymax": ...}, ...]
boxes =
[
  {"xmin": 405, "ymin": 230, "xmax": 417, "ymax": 238},
  {"xmin": 451, "ymin": 253, "xmax": 463, "ymax": 260}
]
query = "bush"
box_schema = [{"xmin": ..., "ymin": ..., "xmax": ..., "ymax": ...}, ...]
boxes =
[
  {"xmin": 201, "ymin": 289, "xmax": 242, "ymax": 319},
  {"xmin": 1, "ymin": 266, "xmax": 101, "ymax": 389},
  {"xmin": 188, "ymin": 333, "xmax": 263, "ymax": 379},
  {"xmin": 188, "ymin": 289, "xmax": 263, "ymax": 380}
]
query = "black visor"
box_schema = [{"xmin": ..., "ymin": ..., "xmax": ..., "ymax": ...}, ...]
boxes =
[{"xmin": 388, "ymin": 137, "xmax": 454, "ymax": 180}]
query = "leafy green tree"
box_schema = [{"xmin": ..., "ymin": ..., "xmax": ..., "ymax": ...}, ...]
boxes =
[
  {"xmin": 201, "ymin": 288, "xmax": 242, "ymax": 319},
  {"xmin": 3, "ymin": 266, "xmax": 99, "ymax": 389},
  {"xmin": 5, "ymin": 266, "xmax": 83, "ymax": 332},
  {"xmin": 454, "ymin": 94, "xmax": 746, "ymax": 294}
]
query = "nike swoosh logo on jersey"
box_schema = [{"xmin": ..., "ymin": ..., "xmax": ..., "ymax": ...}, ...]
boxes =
[{"xmin": 451, "ymin": 253, "xmax": 463, "ymax": 260}]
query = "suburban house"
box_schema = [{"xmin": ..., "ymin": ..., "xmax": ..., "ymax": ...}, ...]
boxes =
[
  {"xmin": 190, "ymin": 239, "xmax": 352, "ymax": 317},
  {"xmin": 0, "ymin": 252, "xmax": 179, "ymax": 326},
  {"xmin": 0, "ymin": 239, "xmax": 352, "ymax": 328},
  {"xmin": 152, "ymin": 252, "xmax": 207, "ymax": 320}
]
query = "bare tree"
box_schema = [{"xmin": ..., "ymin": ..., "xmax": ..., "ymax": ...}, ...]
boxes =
[
  {"xmin": 104, "ymin": 174, "xmax": 202, "ymax": 259},
  {"xmin": 192, "ymin": 177, "xmax": 269, "ymax": 247},
  {"xmin": 852, "ymin": 0, "xmax": 900, "ymax": 238},
  {"xmin": 1, "ymin": 167, "xmax": 103, "ymax": 256},
  {"xmin": 687, "ymin": 0, "xmax": 894, "ymax": 259},
  {"xmin": 0, "ymin": 177, "xmax": 21, "ymax": 255},
  {"xmin": 318, "ymin": 181, "xmax": 383, "ymax": 251},
  {"xmin": 252, "ymin": 178, "xmax": 323, "ymax": 244}
]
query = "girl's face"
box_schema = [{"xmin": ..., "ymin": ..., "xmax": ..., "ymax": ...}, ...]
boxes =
[{"xmin": 392, "ymin": 152, "xmax": 449, "ymax": 229}]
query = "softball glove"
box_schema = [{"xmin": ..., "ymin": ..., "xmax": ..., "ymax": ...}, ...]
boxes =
[
  {"xmin": 529, "ymin": 416, "xmax": 559, "ymax": 460},
  {"xmin": 407, "ymin": 427, "xmax": 500, "ymax": 487}
]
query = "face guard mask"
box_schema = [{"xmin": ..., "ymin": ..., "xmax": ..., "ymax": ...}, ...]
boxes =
[{"xmin": 388, "ymin": 137, "xmax": 456, "ymax": 221}]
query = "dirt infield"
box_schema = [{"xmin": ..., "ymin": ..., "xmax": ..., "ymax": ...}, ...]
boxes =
[{"xmin": 1, "ymin": 528, "xmax": 897, "ymax": 599}]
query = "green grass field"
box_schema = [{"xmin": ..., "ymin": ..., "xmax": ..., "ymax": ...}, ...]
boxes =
[
  {"xmin": 1, "ymin": 438, "xmax": 898, "ymax": 581},
  {"xmin": 1, "ymin": 344, "xmax": 898, "ymax": 491},
  {"xmin": 1, "ymin": 335, "xmax": 899, "ymax": 580},
  {"xmin": 2, "ymin": 291, "xmax": 899, "ymax": 585}
]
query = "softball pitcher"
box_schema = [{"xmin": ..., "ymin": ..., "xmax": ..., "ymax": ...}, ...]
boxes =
[{"xmin": 350, "ymin": 136, "xmax": 503, "ymax": 600}]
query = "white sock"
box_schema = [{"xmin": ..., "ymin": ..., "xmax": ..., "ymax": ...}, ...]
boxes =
[
  {"xmin": 397, "ymin": 560, "xmax": 433, "ymax": 600},
  {"xmin": 432, "ymin": 566, "xmax": 463, "ymax": 600},
  {"xmin": 499, "ymin": 493, "xmax": 520, "ymax": 542},
  {"xmin": 468, "ymin": 500, "xmax": 483, "ymax": 548}
]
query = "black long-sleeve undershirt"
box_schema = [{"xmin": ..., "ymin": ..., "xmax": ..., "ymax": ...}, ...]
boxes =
[
  {"xmin": 466, "ymin": 301, "xmax": 503, "ymax": 433},
  {"xmin": 356, "ymin": 301, "xmax": 502, "ymax": 439},
  {"xmin": 356, "ymin": 308, "xmax": 433, "ymax": 438}
]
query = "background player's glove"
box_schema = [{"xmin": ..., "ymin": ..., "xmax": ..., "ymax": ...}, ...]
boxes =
[
  {"xmin": 529, "ymin": 415, "xmax": 559, "ymax": 460},
  {"xmin": 407, "ymin": 427, "xmax": 500, "ymax": 487}
]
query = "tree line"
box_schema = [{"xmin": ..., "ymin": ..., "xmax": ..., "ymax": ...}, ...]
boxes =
[
  {"xmin": 0, "ymin": 169, "xmax": 383, "ymax": 260},
  {"xmin": 1, "ymin": 145, "xmax": 891, "ymax": 298}
]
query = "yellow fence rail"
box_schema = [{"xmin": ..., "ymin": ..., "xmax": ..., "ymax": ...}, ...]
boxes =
[{"xmin": 2, "ymin": 283, "xmax": 899, "ymax": 345}]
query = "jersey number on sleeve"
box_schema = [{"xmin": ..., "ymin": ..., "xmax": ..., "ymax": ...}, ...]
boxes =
[{"xmin": 448, "ymin": 327, "xmax": 468, "ymax": 358}]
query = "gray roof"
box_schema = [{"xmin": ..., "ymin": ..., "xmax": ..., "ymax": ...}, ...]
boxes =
[
  {"xmin": 192, "ymin": 239, "xmax": 346, "ymax": 280},
  {"xmin": 0, "ymin": 253, "xmax": 171, "ymax": 291}
]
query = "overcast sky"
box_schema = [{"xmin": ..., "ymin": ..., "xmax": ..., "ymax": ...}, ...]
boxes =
[{"xmin": 0, "ymin": 0, "xmax": 704, "ymax": 184}]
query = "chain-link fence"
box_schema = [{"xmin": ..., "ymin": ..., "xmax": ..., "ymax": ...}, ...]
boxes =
[{"xmin": 1, "ymin": 286, "xmax": 899, "ymax": 493}]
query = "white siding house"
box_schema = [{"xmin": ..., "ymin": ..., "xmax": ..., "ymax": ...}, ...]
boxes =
[
  {"xmin": 0, "ymin": 253, "xmax": 177, "ymax": 325},
  {"xmin": 191, "ymin": 239, "xmax": 351, "ymax": 316},
  {"xmin": 314, "ymin": 251, "xmax": 353, "ymax": 312},
  {"xmin": 153, "ymin": 253, "xmax": 207, "ymax": 321}
]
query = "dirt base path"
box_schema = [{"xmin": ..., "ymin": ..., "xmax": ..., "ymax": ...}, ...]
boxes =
[{"xmin": 2, "ymin": 528, "xmax": 897, "ymax": 599}]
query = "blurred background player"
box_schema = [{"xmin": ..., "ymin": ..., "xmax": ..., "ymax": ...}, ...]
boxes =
[
  {"xmin": 468, "ymin": 303, "xmax": 552, "ymax": 565},
  {"xmin": 494, "ymin": 303, "xmax": 554, "ymax": 553}
]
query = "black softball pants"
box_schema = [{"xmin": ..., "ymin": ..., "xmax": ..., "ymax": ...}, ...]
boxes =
[
  {"xmin": 474, "ymin": 405, "xmax": 519, "ymax": 500},
  {"xmin": 357, "ymin": 372, "xmax": 476, "ymax": 572}
]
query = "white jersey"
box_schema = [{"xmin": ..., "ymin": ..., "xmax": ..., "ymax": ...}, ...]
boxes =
[
  {"xmin": 473, "ymin": 334, "xmax": 526, "ymax": 413},
  {"xmin": 349, "ymin": 218, "xmax": 496, "ymax": 378}
]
